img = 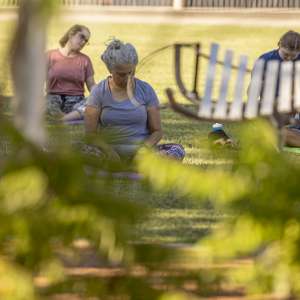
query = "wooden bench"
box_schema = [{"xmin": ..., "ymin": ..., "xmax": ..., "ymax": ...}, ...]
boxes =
[{"xmin": 166, "ymin": 42, "xmax": 300, "ymax": 128}]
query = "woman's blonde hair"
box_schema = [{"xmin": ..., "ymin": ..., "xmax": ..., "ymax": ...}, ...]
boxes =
[{"xmin": 59, "ymin": 24, "xmax": 90, "ymax": 47}]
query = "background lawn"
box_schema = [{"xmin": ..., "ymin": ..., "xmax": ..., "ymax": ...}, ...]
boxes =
[{"xmin": 1, "ymin": 16, "xmax": 300, "ymax": 244}]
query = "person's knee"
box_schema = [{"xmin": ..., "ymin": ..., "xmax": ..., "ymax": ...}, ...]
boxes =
[
  {"xmin": 46, "ymin": 94, "xmax": 63, "ymax": 117},
  {"xmin": 64, "ymin": 96, "xmax": 84, "ymax": 114},
  {"xmin": 282, "ymin": 127, "xmax": 300, "ymax": 147}
]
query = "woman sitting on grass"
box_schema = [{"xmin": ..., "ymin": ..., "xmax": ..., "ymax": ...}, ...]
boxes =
[
  {"xmin": 46, "ymin": 24, "xmax": 95, "ymax": 121},
  {"xmin": 84, "ymin": 38, "xmax": 185, "ymax": 161}
]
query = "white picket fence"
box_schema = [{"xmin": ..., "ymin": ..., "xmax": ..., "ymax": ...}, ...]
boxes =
[{"xmin": 1, "ymin": 0, "xmax": 300, "ymax": 7}]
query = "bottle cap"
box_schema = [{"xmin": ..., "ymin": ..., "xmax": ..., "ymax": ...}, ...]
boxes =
[{"xmin": 212, "ymin": 123, "xmax": 224, "ymax": 131}]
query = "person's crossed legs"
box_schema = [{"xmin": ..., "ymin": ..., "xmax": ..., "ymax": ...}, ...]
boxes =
[{"xmin": 282, "ymin": 126, "xmax": 300, "ymax": 147}]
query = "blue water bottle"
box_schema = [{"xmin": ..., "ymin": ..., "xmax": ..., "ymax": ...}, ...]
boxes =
[{"xmin": 208, "ymin": 123, "xmax": 230, "ymax": 143}]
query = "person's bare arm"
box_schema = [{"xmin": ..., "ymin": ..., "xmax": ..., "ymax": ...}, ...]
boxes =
[
  {"xmin": 86, "ymin": 75, "xmax": 96, "ymax": 92},
  {"xmin": 62, "ymin": 110, "xmax": 81, "ymax": 122},
  {"xmin": 144, "ymin": 106, "xmax": 163, "ymax": 147},
  {"xmin": 85, "ymin": 105, "xmax": 100, "ymax": 134}
]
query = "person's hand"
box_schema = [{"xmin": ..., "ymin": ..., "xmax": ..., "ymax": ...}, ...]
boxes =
[
  {"xmin": 213, "ymin": 138, "xmax": 233, "ymax": 146},
  {"xmin": 105, "ymin": 149, "xmax": 121, "ymax": 161},
  {"xmin": 213, "ymin": 137, "xmax": 238, "ymax": 149},
  {"xmin": 87, "ymin": 137, "xmax": 121, "ymax": 161}
]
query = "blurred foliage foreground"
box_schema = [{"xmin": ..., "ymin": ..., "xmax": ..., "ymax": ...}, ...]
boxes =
[{"xmin": 1, "ymin": 109, "xmax": 300, "ymax": 299}]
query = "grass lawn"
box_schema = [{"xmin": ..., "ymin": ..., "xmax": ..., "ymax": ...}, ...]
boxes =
[{"xmin": 1, "ymin": 17, "xmax": 300, "ymax": 245}]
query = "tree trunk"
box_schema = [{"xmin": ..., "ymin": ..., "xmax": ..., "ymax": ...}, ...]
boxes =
[{"xmin": 10, "ymin": 0, "xmax": 52, "ymax": 146}]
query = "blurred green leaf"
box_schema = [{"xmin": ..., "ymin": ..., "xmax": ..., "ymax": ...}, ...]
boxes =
[
  {"xmin": 0, "ymin": 259, "xmax": 35, "ymax": 300},
  {"xmin": 0, "ymin": 167, "xmax": 47, "ymax": 213}
]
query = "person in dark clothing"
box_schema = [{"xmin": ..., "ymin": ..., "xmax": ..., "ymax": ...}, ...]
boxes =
[{"xmin": 253, "ymin": 30, "xmax": 300, "ymax": 147}]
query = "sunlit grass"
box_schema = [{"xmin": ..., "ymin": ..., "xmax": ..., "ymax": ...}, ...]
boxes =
[{"xmin": 133, "ymin": 208, "xmax": 223, "ymax": 244}]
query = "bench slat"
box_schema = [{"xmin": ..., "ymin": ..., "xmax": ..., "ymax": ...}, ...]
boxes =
[
  {"xmin": 198, "ymin": 43, "xmax": 219, "ymax": 118},
  {"xmin": 260, "ymin": 60, "xmax": 279, "ymax": 115},
  {"xmin": 278, "ymin": 61, "xmax": 293, "ymax": 113},
  {"xmin": 213, "ymin": 49, "xmax": 233, "ymax": 119},
  {"xmin": 228, "ymin": 55, "xmax": 248, "ymax": 120},
  {"xmin": 245, "ymin": 59, "xmax": 264, "ymax": 119}
]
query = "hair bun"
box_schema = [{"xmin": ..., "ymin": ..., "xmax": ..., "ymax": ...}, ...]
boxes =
[
  {"xmin": 107, "ymin": 38, "xmax": 122, "ymax": 50},
  {"xmin": 101, "ymin": 38, "xmax": 138, "ymax": 71}
]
